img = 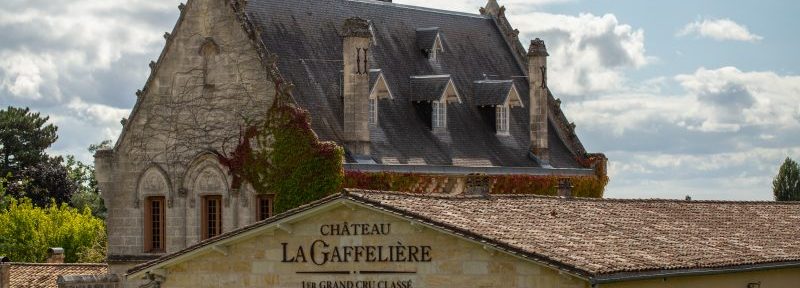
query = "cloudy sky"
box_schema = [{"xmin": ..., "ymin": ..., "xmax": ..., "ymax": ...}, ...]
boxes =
[{"xmin": 1, "ymin": 0, "xmax": 798, "ymax": 200}]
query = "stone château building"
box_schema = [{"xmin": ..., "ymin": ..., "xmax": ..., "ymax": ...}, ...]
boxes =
[{"xmin": 94, "ymin": 0, "xmax": 607, "ymax": 280}]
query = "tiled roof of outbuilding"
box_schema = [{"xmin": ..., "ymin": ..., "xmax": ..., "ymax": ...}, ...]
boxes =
[
  {"xmin": 127, "ymin": 190, "xmax": 800, "ymax": 282},
  {"xmin": 245, "ymin": 0, "xmax": 586, "ymax": 168},
  {"xmin": 4, "ymin": 263, "xmax": 108, "ymax": 288},
  {"xmin": 349, "ymin": 190, "xmax": 800, "ymax": 279}
]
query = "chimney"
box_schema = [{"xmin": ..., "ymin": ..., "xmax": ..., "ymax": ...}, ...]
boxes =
[
  {"xmin": 47, "ymin": 248, "xmax": 65, "ymax": 264},
  {"xmin": 464, "ymin": 174, "xmax": 491, "ymax": 197},
  {"xmin": 528, "ymin": 38, "xmax": 549, "ymax": 164},
  {"xmin": 342, "ymin": 17, "xmax": 372, "ymax": 156},
  {"xmin": 557, "ymin": 178, "xmax": 572, "ymax": 198}
]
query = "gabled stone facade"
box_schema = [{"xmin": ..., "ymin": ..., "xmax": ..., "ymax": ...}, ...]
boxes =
[{"xmin": 94, "ymin": 0, "xmax": 274, "ymax": 276}]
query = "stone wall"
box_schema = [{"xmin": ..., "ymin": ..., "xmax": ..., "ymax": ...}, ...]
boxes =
[
  {"xmin": 149, "ymin": 205, "xmax": 589, "ymax": 288},
  {"xmin": 95, "ymin": 0, "xmax": 274, "ymax": 260}
]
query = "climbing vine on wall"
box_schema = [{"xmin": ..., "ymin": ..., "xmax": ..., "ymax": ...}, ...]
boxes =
[
  {"xmin": 218, "ymin": 77, "xmax": 344, "ymax": 214},
  {"xmin": 344, "ymin": 171, "xmax": 608, "ymax": 198}
]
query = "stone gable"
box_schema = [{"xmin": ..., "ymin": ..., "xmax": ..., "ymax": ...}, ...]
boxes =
[{"xmin": 95, "ymin": 0, "xmax": 274, "ymax": 267}]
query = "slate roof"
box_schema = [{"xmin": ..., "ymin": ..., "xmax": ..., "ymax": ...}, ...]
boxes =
[
  {"xmin": 3, "ymin": 263, "xmax": 108, "ymax": 288},
  {"xmin": 246, "ymin": 0, "xmax": 586, "ymax": 168},
  {"xmin": 127, "ymin": 190, "xmax": 800, "ymax": 283},
  {"xmin": 473, "ymin": 80, "xmax": 515, "ymax": 106}
]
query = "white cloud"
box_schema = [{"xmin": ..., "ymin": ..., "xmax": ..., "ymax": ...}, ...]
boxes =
[
  {"xmin": 0, "ymin": 51, "xmax": 59, "ymax": 101},
  {"xmin": 676, "ymin": 67, "xmax": 800, "ymax": 131},
  {"xmin": 678, "ymin": 18, "xmax": 763, "ymax": 42},
  {"xmin": 509, "ymin": 12, "xmax": 650, "ymax": 95},
  {"xmin": 0, "ymin": 0, "xmax": 176, "ymax": 160}
]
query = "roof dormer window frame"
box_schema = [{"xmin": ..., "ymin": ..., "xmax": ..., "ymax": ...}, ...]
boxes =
[
  {"xmin": 439, "ymin": 78, "xmax": 462, "ymax": 104},
  {"xmin": 432, "ymin": 100, "xmax": 447, "ymax": 129},
  {"xmin": 496, "ymin": 104, "xmax": 510, "ymax": 135},
  {"xmin": 429, "ymin": 33, "xmax": 444, "ymax": 61},
  {"xmin": 369, "ymin": 70, "xmax": 394, "ymax": 100},
  {"xmin": 416, "ymin": 27, "xmax": 445, "ymax": 61},
  {"xmin": 368, "ymin": 70, "xmax": 393, "ymax": 126}
]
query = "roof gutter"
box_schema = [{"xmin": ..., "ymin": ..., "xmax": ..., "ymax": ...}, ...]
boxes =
[
  {"xmin": 590, "ymin": 261, "xmax": 800, "ymax": 285},
  {"xmin": 344, "ymin": 163, "xmax": 595, "ymax": 176}
]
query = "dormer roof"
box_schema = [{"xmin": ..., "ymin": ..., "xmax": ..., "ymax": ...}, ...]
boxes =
[
  {"xmin": 410, "ymin": 75, "xmax": 461, "ymax": 103},
  {"xmin": 416, "ymin": 27, "xmax": 444, "ymax": 52},
  {"xmin": 473, "ymin": 80, "xmax": 523, "ymax": 107},
  {"xmin": 369, "ymin": 69, "xmax": 394, "ymax": 99}
]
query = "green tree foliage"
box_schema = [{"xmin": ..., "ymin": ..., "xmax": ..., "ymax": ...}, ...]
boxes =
[
  {"xmin": 0, "ymin": 198, "xmax": 106, "ymax": 263},
  {"xmin": 66, "ymin": 155, "xmax": 106, "ymax": 219},
  {"xmin": 773, "ymin": 157, "xmax": 800, "ymax": 201},
  {"xmin": 0, "ymin": 106, "xmax": 58, "ymax": 175},
  {"xmin": 0, "ymin": 175, "xmax": 9, "ymax": 210},
  {"xmin": 6, "ymin": 156, "xmax": 77, "ymax": 207}
]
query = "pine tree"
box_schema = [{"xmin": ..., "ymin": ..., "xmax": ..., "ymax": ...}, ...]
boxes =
[{"xmin": 773, "ymin": 157, "xmax": 800, "ymax": 201}]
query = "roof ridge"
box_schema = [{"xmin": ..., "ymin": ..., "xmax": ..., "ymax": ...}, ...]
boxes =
[
  {"xmin": 345, "ymin": 0, "xmax": 488, "ymax": 19},
  {"xmin": 7, "ymin": 263, "xmax": 107, "ymax": 266},
  {"xmin": 346, "ymin": 188, "xmax": 800, "ymax": 205}
]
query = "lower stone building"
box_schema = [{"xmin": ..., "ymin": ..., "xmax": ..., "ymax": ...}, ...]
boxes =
[{"xmin": 124, "ymin": 190, "xmax": 800, "ymax": 288}]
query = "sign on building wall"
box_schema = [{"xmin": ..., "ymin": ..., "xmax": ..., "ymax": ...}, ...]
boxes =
[{"xmin": 281, "ymin": 222, "xmax": 428, "ymax": 288}]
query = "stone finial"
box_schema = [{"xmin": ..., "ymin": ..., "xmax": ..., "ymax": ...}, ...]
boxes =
[
  {"xmin": 178, "ymin": 3, "xmax": 186, "ymax": 11},
  {"xmin": 481, "ymin": 0, "xmax": 502, "ymax": 16},
  {"xmin": 342, "ymin": 17, "xmax": 371, "ymax": 38},
  {"xmin": 528, "ymin": 38, "xmax": 549, "ymax": 57},
  {"xmin": 163, "ymin": 32, "xmax": 171, "ymax": 40}
]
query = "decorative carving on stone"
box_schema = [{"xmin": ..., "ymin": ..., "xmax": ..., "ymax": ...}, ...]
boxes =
[
  {"xmin": 198, "ymin": 169, "xmax": 222, "ymax": 192},
  {"xmin": 163, "ymin": 32, "xmax": 171, "ymax": 40},
  {"xmin": 143, "ymin": 172, "xmax": 166, "ymax": 192},
  {"xmin": 134, "ymin": 197, "xmax": 140, "ymax": 209},
  {"xmin": 342, "ymin": 17, "xmax": 371, "ymax": 38},
  {"xmin": 178, "ymin": 187, "xmax": 188, "ymax": 197}
]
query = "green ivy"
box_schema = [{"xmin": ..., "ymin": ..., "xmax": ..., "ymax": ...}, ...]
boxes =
[{"xmin": 219, "ymin": 80, "xmax": 344, "ymax": 214}]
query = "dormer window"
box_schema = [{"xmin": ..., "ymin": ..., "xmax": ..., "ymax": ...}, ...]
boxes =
[
  {"xmin": 369, "ymin": 98, "xmax": 378, "ymax": 125},
  {"xmin": 432, "ymin": 100, "xmax": 447, "ymax": 128},
  {"xmin": 496, "ymin": 104, "xmax": 509, "ymax": 135},
  {"xmin": 410, "ymin": 75, "xmax": 462, "ymax": 130},
  {"xmin": 416, "ymin": 27, "xmax": 445, "ymax": 61},
  {"xmin": 473, "ymin": 80, "xmax": 524, "ymax": 135},
  {"xmin": 368, "ymin": 69, "xmax": 394, "ymax": 126}
]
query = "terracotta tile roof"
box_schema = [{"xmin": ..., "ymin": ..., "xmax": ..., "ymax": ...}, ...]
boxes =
[
  {"xmin": 6, "ymin": 263, "xmax": 107, "ymax": 288},
  {"xmin": 349, "ymin": 190, "xmax": 800, "ymax": 277},
  {"xmin": 126, "ymin": 190, "xmax": 800, "ymax": 281}
]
